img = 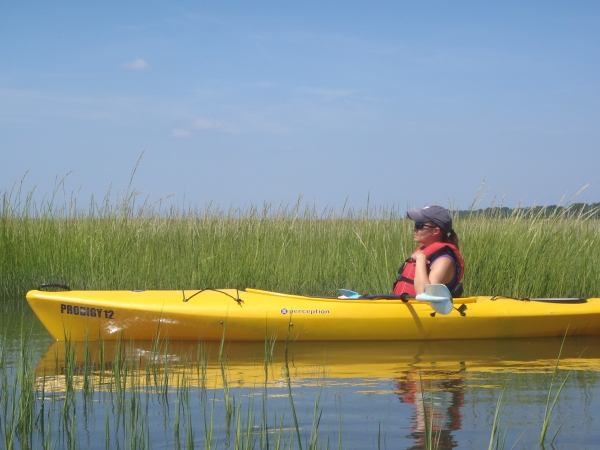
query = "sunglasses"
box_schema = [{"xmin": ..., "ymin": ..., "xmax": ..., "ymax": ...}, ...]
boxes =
[{"xmin": 414, "ymin": 222, "xmax": 437, "ymax": 230}]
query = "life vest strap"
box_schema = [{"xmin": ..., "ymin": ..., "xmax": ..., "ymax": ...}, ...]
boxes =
[{"xmin": 398, "ymin": 276, "xmax": 414, "ymax": 285}]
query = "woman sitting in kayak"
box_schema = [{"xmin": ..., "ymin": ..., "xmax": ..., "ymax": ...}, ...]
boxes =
[{"xmin": 393, "ymin": 205, "xmax": 464, "ymax": 296}]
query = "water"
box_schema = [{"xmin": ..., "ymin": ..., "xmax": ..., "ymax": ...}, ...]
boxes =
[{"xmin": 2, "ymin": 307, "xmax": 600, "ymax": 449}]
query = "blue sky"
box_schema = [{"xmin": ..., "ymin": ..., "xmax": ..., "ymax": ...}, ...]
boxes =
[{"xmin": 1, "ymin": 1, "xmax": 599, "ymax": 212}]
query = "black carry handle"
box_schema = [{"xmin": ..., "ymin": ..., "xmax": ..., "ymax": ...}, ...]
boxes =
[
  {"xmin": 38, "ymin": 283, "xmax": 71, "ymax": 291},
  {"xmin": 490, "ymin": 295, "xmax": 588, "ymax": 304}
]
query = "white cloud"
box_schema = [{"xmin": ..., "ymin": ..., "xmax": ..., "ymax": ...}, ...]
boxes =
[
  {"xmin": 192, "ymin": 118, "xmax": 223, "ymax": 130},
  {"xmin": 171, "ymin": 128, "xmax": 192, "ymax": 138},
  {"xmin": 121, "ymin": 58, "xmax": 151, "ymax": 70},
  {"xmin": 170, "ymin": 117, "xmax": 233, "ymax": 138}
]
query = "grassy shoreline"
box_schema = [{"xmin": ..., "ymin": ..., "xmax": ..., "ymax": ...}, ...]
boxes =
[{"xmin": 2, "ymin": 185, "xmax": 600, "ymax": 306}]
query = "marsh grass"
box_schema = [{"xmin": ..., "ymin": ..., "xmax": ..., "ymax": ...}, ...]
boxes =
[
  {"xmin": 284, "ymin": 318, "xmax": 303, "ymax": 450},
  {"xmin": 0, "ymin": 329, "xmax": 590, "ymax": 450},
  {"xmin": 21, "ymin": 334, "xmax": 308, "ymax": 449},
  {"xmin": 1, "ymin": 180, "xmax": 600, "ymax": 447},
  {"xmin": 539, "ymin": 334, "xmax": 574, "ymax": 446},
  {"xmin": 419, "ymin": 374, "xmax": 441, "ymax": 450},
  {"xmin": 3, "ymin": 184, "xmax": 600, "ymax": 310},
  {"xmin": 488, "ymin": 380, "xmax": 508, "ymax": 450}
]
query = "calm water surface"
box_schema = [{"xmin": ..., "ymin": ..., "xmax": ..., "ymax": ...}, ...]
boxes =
[{"xmin": 2, "ymin": 307, "xmax": 600, "ymax": 449}]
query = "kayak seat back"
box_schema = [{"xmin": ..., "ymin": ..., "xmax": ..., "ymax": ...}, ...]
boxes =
[{"xmin": 451, "ymin": 283, "xmax": 464, "ymax": 298}]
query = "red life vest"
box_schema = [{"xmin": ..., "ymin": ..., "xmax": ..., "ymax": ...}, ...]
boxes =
[{"xmin": 392, "ymin": 242, "xmax": 464, "ymax": 296}]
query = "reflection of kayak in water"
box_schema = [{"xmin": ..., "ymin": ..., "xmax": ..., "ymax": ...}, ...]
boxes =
[
  {"xmin": 26, "ymin": 287, "xmax": 600, "ymax": 341},
  {"xmin": 35, "ymin": 337, "xmax": 599, "ymax": 392}
]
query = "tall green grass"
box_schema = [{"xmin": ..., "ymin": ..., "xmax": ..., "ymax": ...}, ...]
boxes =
[
  {"xmin": 0, "ymin": 328, "xmax": 590, "ymax": 449},
  {"xmin": 2, "ymin": 183, "xmax": 600, "ymax": 309},
  {"xmin": 4, "ymin": 334, "xmax": 338, "ymax": 450}
]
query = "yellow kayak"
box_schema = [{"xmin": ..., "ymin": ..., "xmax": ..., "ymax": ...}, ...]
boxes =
[{"xmin": 26, "ymin": 286, "xmax": 600, "ymax": 341}]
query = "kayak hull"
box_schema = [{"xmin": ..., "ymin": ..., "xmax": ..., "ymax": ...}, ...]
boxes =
[{"xmin": 26, "ymin": 288, "xmax": 600, "ymax": 341}]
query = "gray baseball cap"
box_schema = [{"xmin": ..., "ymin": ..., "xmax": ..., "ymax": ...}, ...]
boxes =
[{"xmin": 406, "ymin": 205, "xmax": 453, "ymax": 233}]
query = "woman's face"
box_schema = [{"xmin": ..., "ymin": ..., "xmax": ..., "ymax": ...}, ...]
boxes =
[{"xmin": 413, "ymin": 222, "xmax": 441, "ymax": 245}]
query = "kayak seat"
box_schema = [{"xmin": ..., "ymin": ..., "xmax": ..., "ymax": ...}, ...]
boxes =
[{"xmin": 451, "ymin": 283, "xmax": 464, "ymax": 298}]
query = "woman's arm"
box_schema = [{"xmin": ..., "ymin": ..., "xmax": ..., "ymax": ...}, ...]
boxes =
[{"xmin": 412, "ymin": 251, "xmax": 456, "ymax": 295}]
